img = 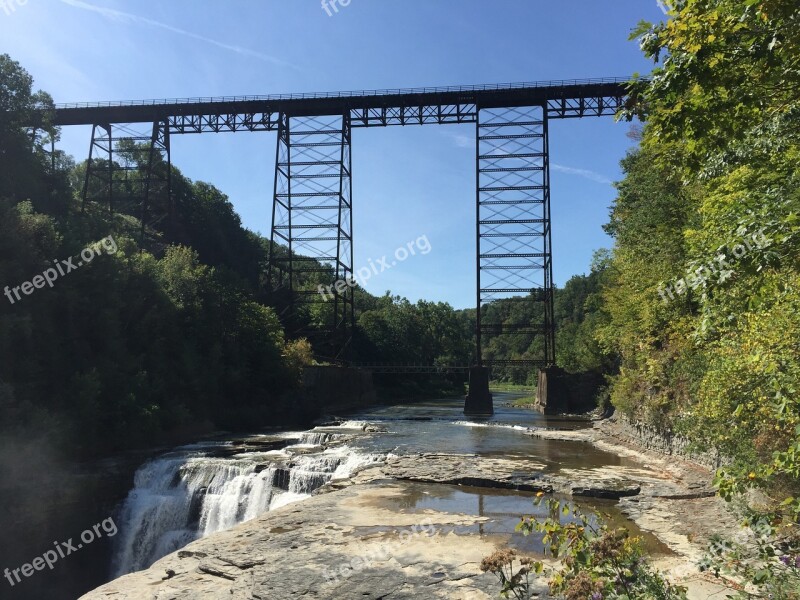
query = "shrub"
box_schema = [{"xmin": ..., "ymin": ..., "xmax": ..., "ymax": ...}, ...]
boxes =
[{"xmin": 483, "ymin": 496, "xmax": 688, "ymax": 599}]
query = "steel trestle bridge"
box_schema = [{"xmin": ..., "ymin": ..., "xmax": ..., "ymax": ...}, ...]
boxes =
[{"xmin": 43, "ymin": 77, "xmax": 633, "ymax": 382}]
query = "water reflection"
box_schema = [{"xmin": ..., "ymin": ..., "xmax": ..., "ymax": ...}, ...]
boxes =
[{"xmin": 371, "ymin": 482, "xmax": 672, "ymax": 557}]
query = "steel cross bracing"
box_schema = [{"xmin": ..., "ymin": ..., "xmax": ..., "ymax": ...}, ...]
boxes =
[
  {"xmin": 81, "ymin": 120, "xmax": 173, "ymax": 246},
  {"xmin": 41, "ymin": 78, "xmax": 636, "ymax": 372},
  {"xmin": 268, "ymin": 114, "xmax": 354, "ymax": 361},
  {"xmin": 476, "ymin": 106, "xmax": 555, "ymax": 374}
]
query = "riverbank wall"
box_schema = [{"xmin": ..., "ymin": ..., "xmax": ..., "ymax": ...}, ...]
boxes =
[{"xmin": 596, "ymin": 414, "xmax": 726, "ymax": 470}]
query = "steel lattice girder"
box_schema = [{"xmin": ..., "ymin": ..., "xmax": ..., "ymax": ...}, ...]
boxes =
[
  {"xmin": 268, "ymin": 113, "xmax": 354, "ymax": 361},
  {"xmin": 81, "ymin": 121, "xmax": 173, "ymax": 245},
  {"xmin": 476, "ymin": 106, "xmax": 556, "ymax": 369},
  {"xmin": 50, "ymin": 79, "xmax": 632, "ymax": 131},
  {"xmin": 59, "ymin": 80, "xmax": 630, "ymax": 371}
]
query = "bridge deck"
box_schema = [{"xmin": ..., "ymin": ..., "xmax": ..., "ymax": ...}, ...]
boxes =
[{"xmin": 49, "ymin": 77, "xmax": 633, "ymax": 130}]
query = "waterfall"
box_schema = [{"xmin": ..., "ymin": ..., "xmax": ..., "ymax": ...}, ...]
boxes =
[
  {"xmin": 294, "ymin": 431, "xmax": 343, "ymax": 446},
  {"xmin": 111, "ymin": 437, "xmax": 383, "ymax": 578}
]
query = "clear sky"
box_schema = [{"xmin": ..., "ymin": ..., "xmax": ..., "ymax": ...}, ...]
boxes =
[{"xmin": 0, "ymin": 0, "xmax": 666, "ymax": 309}]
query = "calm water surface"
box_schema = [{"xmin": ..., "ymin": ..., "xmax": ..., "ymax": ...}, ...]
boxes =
[{"xmin": 342, "ymin": 394, "xmax": 641, "ymax": 472}]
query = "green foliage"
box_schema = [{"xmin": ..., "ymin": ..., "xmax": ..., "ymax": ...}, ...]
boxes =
[
  {"xmin": 0, "ymin": 59, "xmax": 303, "ymax": 456},
  {"xmin": 283, "ymin": 338, "xmax": 315, "ymax": 383},
  {"xmin": 596, "ymin": 145, "xmax": 700, "ymax": 424},
  {"xmin": 515, "ymin": 497, "xmax": 688, "ymax": 599},
  {"xmin": 355, "ymin": 294, "xmax": 473, "ymax": 366},
  {"xmin": 700, "ymin": 512, "xmax": 800, "ymax": 599},
  {"xmin": 0, "ymin": 54, "xmax": 67, "ymax": 211},
  {"xmin": 602, "ymin": 0, "xmax": 800, "ymax": 459},
  {"xmin": 171, "ymin": 180, "xmax": 265, "ymax": 289},
  {"xmin": 477, "ymin": 266, "xmax": 616, "ymax": 386},
  {"xmin": 600, "ymin": 1, "xmax": 800, "ymax": 594},
  {"xmin": 0, "ymin": 195, "xmax": 296, "ymax": 455},
  {"xmin": 554, "ymin": 265, "xmax": 615, "ymax": 375},
  {"xmin": 481, "ymin": 497, "xmax": 686, "ymax": 599},
  {"xmin": 628, "ymin": 0, "xmax": 800, "ymax": 174}
]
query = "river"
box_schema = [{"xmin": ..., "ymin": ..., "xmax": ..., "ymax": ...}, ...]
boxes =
[
  {"xmin": 1, "ymin": 393, "xmax": 681, "ymax": 599},
  {"xmin": 108, "ymin": 394, "xmax": 658, "ymax": 581}
]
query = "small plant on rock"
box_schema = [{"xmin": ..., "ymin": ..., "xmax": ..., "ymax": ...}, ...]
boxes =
[
  {"xmin": 514, "ymin": 496, "xmax": 687, "ymax": 599},
  {"xmin": 480, "ymin": 548, "xmax": 543, "ymax": 600}
]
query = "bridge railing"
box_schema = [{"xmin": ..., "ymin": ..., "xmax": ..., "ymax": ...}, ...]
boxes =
[
  {"xmin": 53, "ymin": 77, "xmax": 636, "ymax": 110},
  {"xmin": 311, "ymin": 359, "xmax": 549, "ymax": 373},
  {"xmin": 341, "ymin": 362, "xmax": 472, "ymax": 374}
]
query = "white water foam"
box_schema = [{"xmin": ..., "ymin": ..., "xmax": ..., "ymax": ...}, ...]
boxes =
[
  {"xmin": 452, "ymin": 420, "xmax": 532, "ymax": 432},
  {"xmin": 111, "ymin": 431, "xmax": 384, "ymax": 577}
]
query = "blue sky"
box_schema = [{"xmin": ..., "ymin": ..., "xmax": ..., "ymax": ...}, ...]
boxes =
[{"xmin": 0, "ymin": 0, "xmax": 665, "ymax": 309}]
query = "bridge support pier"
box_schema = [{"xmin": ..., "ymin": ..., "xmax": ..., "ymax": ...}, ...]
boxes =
[{"xmin": 464, "ymin": 366, "xmax": 493, "ymax": 416}]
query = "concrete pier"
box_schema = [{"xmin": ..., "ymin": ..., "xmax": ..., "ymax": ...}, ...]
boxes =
[{"xmin": 464, "ymin": 366, "xmax": 493, "ymax": 416}]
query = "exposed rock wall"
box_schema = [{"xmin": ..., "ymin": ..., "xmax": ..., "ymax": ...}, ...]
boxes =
[{"xmin": 597, "ymin": 415, "xmax": 726, "ymax": 470}]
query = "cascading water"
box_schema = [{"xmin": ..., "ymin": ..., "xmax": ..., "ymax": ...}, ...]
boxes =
[
  {"xmin": 296, "ymin": 431, "xmax": 341, "ymax": 446},
  {"xmin": 111, "ymin": 428, "xmax": 384, "ymax": 578}
]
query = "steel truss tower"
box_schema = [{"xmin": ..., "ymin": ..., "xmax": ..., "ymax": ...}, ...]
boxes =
[
  {"xmin": 476, "ymin": 105, "xmax": 555, "ymax": 375},
  {"xmin": 82, "ymin": 123, "xmax": 113, "ymax": 212},
  {"xmin": 81, "ymin": 120, "xmax": 172, "ymax": 245},
  {"xmin": 268, "ymin": 113, "xmax": 354, "ymax": 361}
]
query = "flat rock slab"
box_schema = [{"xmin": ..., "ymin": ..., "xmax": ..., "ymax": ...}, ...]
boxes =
[
  {"xmin": 349, "ymin": 453, "xmax": 667, "ymax": 500},
  {"xmin": 374, "ymin": 453, "xmax": 553, "ymax": 493},
  {"xmin": 81, "ymin": 482, "xmax": 550, "ymax": 600}
]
